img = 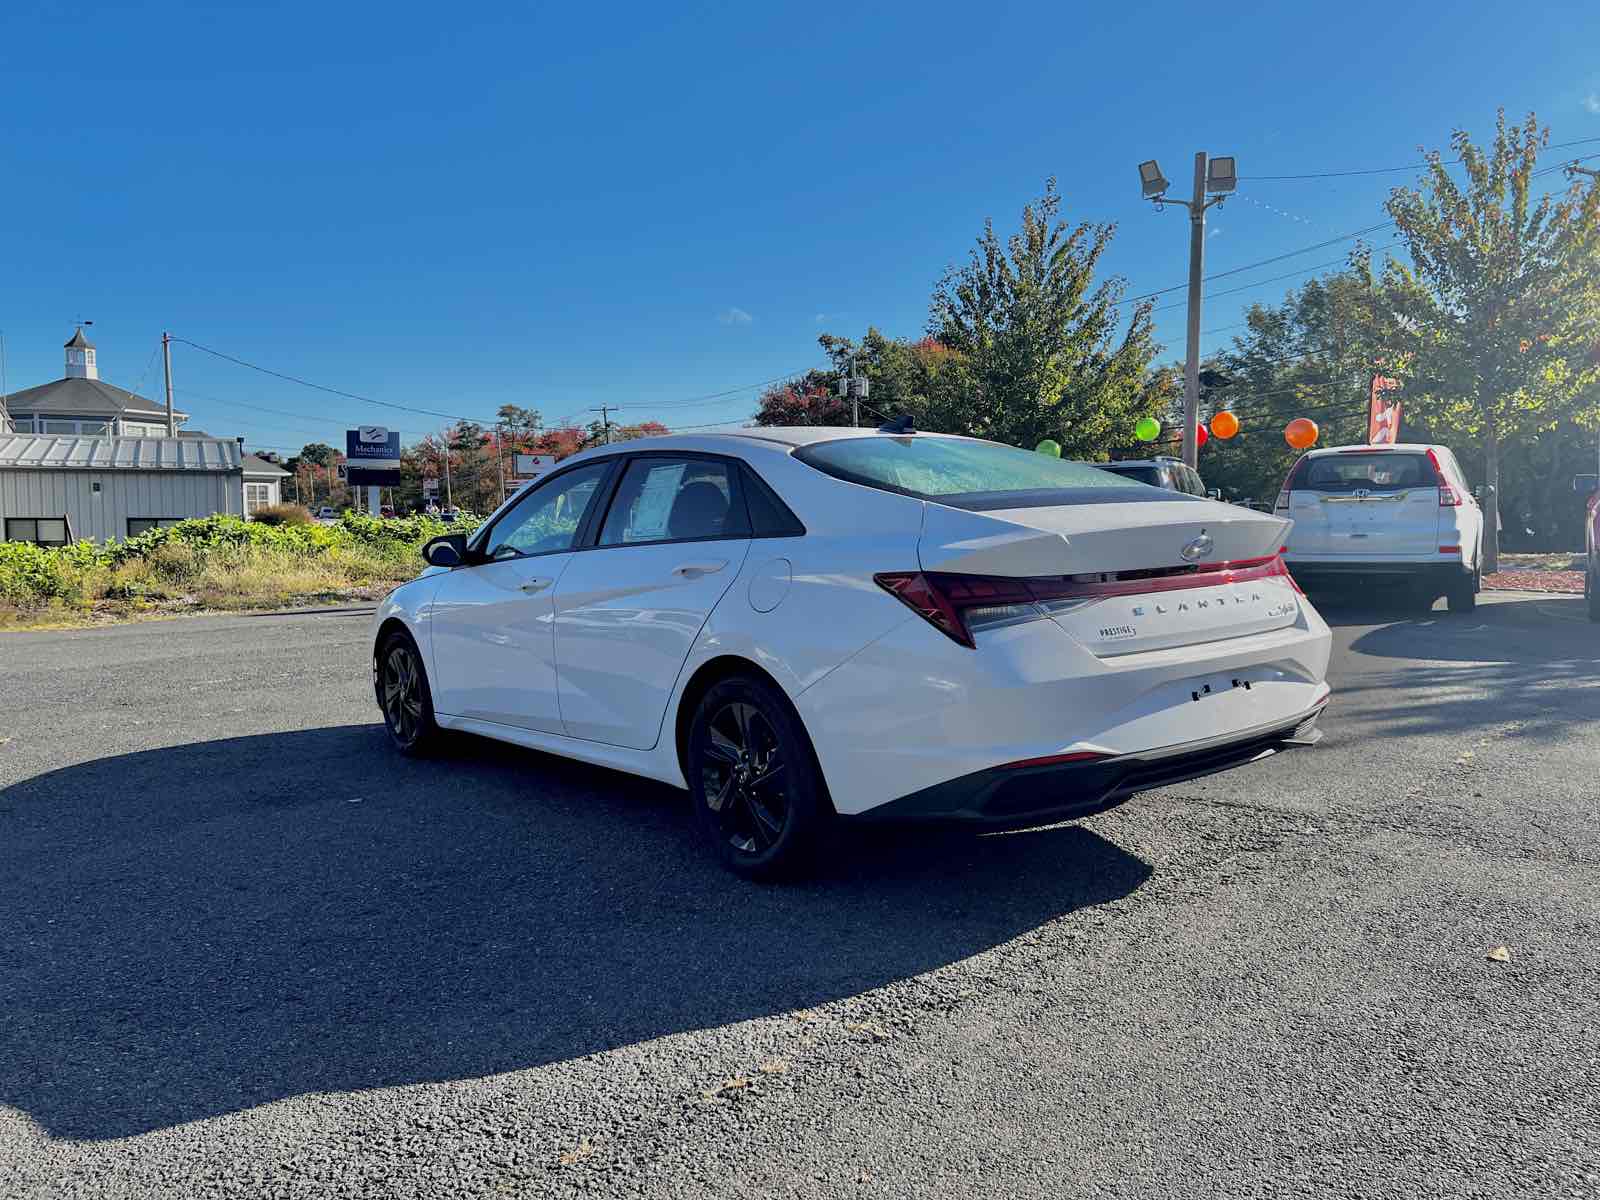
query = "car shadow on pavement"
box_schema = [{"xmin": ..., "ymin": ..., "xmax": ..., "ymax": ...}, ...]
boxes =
[
  {"xmin": 1319, "ymin": 592, "xmax": 1600, "ymax": 743},
  {"xmin": 0, "ymin": 727, "xmax": 1150, "ymax": 1142}
]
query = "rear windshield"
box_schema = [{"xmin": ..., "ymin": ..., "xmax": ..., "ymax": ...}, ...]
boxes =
[
  {"xmin": 796, "ymin": 435, "xmax": 1154, "ymax": 508},
  {"xmin": 1096, "ymin": 463, "xmax": 1164, "ymax": 488},
  {"xmin": 1299, "ymin": 453, "xmax": 1432, "ymax": 492}
]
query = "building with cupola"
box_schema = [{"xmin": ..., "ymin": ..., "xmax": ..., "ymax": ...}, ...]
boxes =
[{"xmin": 0, "ymin": 329, "xmax": 288, "ymax": 543}]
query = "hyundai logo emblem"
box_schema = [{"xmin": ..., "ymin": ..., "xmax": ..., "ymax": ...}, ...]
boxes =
[{"xmin": 1180, "ymin": 532, "xmax": 1213, "ymax": 562}]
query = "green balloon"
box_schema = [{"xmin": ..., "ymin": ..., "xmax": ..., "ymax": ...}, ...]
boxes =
[
  {"xmin": 1134, "ymin": 416, "xmax": 1162, "ymax": 442},
  {"xmin": 1034, "ymin": 439, "xmax": 1062, "ymax": 457}
]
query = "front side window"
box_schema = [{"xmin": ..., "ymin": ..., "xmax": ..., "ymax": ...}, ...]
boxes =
[
  {"xmin": 599, "ymin": 457, "xmax": 748, "ymax": 546},
  {"xmin": 797, "ymin": 436, "xmax": 1148, "ymax": 506},
  {"xmin": 480, "ymin": 461, "xmax": 610, "ymax": 560},
  {"xmin": 6, "ymin": 518, "xmax": 69, "ymax": 546}
]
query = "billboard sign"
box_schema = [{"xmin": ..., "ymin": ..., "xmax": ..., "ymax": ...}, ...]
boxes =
[
  {"xmin": 346, "ymin": 427, "xmax": 402, "ymax": 487},
  {"xmin": 513, "ymin": 453, "xmax": 555, "ymax": 479}
]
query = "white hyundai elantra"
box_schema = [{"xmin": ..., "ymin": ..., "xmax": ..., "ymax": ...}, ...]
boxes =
[{"xmin": 372, "ymin": 426, "xmax": 1332, "ymax": 877}]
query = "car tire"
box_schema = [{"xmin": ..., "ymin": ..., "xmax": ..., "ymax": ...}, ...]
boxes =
[
  {"xmin": 686, "ymin": 674, "xmax": 832, "ymax": 881},
  {"xmin": 1446, "ymin": 569, "xmax": 1477, "ymax": 614},
  {"xmin": 376, "ymin": 629, "xmax": 443, "ymax": 755}
]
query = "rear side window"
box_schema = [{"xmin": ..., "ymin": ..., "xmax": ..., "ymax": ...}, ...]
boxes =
[
  {"xmin": 797, "ymin": 436, "xmax": 1149, "ymax": 506},
  {"xmin": 1301, "ymin": 453, "xmax": 1431, "ymax": 492},
  {"xmin": 741, "ymin": 466, "xmax": 806, "ymax": 537}
]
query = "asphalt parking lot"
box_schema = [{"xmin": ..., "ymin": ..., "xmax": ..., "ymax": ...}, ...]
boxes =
[{"xmin": 3, "ymin": 592, "xmax": 1597, "ymax": 1198}]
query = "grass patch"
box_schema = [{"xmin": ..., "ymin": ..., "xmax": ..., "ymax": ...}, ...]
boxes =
[{"xmin": 0, "ymin": 512, "xmax": 482, "ymax": 629}]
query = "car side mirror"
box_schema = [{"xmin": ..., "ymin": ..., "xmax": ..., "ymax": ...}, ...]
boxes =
[
  {"xmin": 1573, "ymin": 474, "xmax": 1598, "ymax": 496},
  {"xmin": 422, "ymin": 533, "xmax": 468, "ymax": 568},
  {"xmin": 1207, "ymin": 487, "xmax": 1222, "ymax": 500}
]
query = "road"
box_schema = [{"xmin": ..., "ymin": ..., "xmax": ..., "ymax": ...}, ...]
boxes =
[{"xmin": 2, "ymin": 592, "xmax": 1597, "ymax": 1198}]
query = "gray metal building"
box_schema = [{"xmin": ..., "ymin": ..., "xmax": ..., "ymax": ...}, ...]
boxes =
[{"xmin": 0, "ymin": 434, "xmax": 243, "ymax": 545}]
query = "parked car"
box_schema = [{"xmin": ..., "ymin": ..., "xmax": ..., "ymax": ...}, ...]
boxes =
[
  {"xmin": 315, "ymin": 505, "xmax": 337, "ymax": 521},
  {"xmin": 1091, "ymin": 456, "xmax": 1217, "ymax": 498},
  {"xmin": 440, "ymin": 506, "xmax": 461, "ymax": 522},
  {"xmin": 372, "ymin": 427, "xmax": 1331, "ymax": 878},
  {"xmin": 1277, "ymin": 443, "xmax": 1484, "ymax": 613},
  {"xmin": 1576, "ymin": 468, "xmax": 1599, "ymax": 622}
]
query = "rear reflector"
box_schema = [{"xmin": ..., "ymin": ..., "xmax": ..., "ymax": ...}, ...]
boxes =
[
  {"xmin": 1439, "ymin": 545, "xmax": 1460, "ymax": 554},
  {"xmin": 876, "ymin": 554, "xmax": 1299, "ymax": 649},
  {"xmin": 999, "ymin": 750, "xmax": 1112, "ymax": 771}
]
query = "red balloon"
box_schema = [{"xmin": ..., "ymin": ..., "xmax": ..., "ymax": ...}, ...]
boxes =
[{"xmin": 1195, "ymin": 424, "xmax": 1209, "ymax": 448}]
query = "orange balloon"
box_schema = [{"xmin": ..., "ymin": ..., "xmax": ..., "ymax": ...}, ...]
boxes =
[
  {"xmin": 1210, "ymin": 410, "xmax": 1240, "ymax": 440},
  {"xmin": 1284, "ymin": 417, "xmax": 1319, "ymax": 450}
]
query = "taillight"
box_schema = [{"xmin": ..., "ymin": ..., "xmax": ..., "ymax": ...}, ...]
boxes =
[
  {"xmin": 1426, "ymin": 449, "xmax": 1462, "ymax": 507},
  {"xmin": 1274, "ymin": 489, "xmax": 1291, "ymax": 513},
  {"xmin": 875, "ymin": 555, "xmax": 1299, "ymax": 648}
]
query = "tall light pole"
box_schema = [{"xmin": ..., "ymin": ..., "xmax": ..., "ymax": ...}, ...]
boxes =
[{"xmin": 1139, "ymin": 152, "xmax": 1237, "ymax": 467}]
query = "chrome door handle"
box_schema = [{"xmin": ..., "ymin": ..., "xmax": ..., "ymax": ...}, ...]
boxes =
[
  {"xmin": 519, "ymin": 577, "xmax": 554, "ymax": 594},
  {"xmin": 672, "ymin": 560, "xmax": 728, "ymax": 578}
]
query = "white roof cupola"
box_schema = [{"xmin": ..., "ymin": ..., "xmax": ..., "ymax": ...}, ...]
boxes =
[{"xmin": 64, "ymin": 326, "xmax": 98, "ymax": 380}]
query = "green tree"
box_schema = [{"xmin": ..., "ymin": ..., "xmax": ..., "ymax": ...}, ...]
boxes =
[
  {"xmin": 928, "ymin": 178, "xmax": 1167, "ymax": 456},
  {"xmin": 1379, "ymin": 111, "xmax": 1600, "ymax": 570}
]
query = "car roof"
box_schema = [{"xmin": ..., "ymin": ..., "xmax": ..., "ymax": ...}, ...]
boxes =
[
  {"xmin": 1301, "ymin": 443, "xmax": 1444, "ymax": 457},
  {"xmin": 554, "ymin": 425, "xmax": 971, "ymax": 464}
]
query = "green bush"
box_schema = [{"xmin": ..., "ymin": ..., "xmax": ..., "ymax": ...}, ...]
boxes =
[{"xmin": 1, "ymin": 512, "xmax": 483, "ymax": 615}]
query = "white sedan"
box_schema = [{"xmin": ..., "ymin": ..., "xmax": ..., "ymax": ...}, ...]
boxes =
[{"xmin": 372, "ymin": 426, "xmax": 1332, "ymax": 878}]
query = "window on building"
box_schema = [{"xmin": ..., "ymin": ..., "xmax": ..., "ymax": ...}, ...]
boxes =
[
  {"xmin": 42, "ymin": 420, "xmax": 78, "ymax": 434},
  {"xmin": 5, "ymin": 518, "xmax": 70, "ymax": 547},
  {"xmin": 80, "ymin": 421, "xmax": 109, "ymax": 437},
  {"xmin": 244, "ymin": 482, "xmax": 274, "ymax": 516},
  {"xmin": 126, "ymin": 518, "xmax": 182, "ymax": 537}
]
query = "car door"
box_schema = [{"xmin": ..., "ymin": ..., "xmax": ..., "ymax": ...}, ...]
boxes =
[
  {"xmin": 427, "ymin": 460, "xmax": 616, "ymax": 733},
  {"xmin": 553, "ymin": 454, "xmax": 753, "ymax": 749}
]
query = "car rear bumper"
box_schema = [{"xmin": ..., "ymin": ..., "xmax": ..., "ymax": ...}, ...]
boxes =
[{"xmin": 851, "ymin": 701, "xmax": 1328, "ymax": 828}]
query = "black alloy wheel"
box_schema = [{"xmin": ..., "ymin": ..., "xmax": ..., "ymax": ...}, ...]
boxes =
[
  {"xmin": 687, "ymin": 676, "xmax": 829, "ymax": 879},
  {"xmin": 378, "ymin": 631, "xmax": 441, "ymax": 754}
]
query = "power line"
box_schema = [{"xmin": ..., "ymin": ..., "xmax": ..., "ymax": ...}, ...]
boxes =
[{"xmin": 1240, "ymin": 135, "xmax": 1600, "ymax": 182}]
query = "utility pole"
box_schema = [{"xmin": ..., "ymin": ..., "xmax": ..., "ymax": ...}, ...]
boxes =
[
  {"xmin": 494, "ymin": 425, "xmax": 507, "ymax": 506},
  {"xmin": 441, "ymin": 430, "xmax": 453, "ymax": 506},
  {"xmin": 162, "ymin": 331, "xmax": 177, "ymax": 437},
  {"xmin": 591, "ymin": 405, "xmax": 618, "ymax": 445},
  {"xmin": 837, "ymin": 354, "xmax": 868, "ymax": 426},
  {"xmin": 1138, "ymin": 151, "xmax": 1236, "ymax": 468}
]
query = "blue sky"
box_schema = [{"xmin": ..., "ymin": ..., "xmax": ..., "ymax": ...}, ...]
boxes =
[{"xmin": 3, "ymin": 0, "xmax": 1598, "ymax": 455}]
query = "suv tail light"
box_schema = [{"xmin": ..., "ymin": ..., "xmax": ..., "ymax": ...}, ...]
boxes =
[
  {"xmin": 875, "ymin": 556, "xmax": 1298, "ymax": 648},
  {"xmin": 1274, "ymin": 457, "xmax": 1308, "ymax": 513},
  {"xmin": 1426, "ymin": 448, "xmax": 1462, "ymax": 507}
]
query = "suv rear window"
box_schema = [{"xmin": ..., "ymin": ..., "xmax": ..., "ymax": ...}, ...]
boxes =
[
  {"xmin": 1095, "ymin": 463, "xmax": 1165, "ymax": 488},
  {"xmin": 1301, "ymin": 453, "xmax": 1431, "ymax": 492},
  {"xmin": 796, "ymin": 436, "xmax": 1152, "ymax": 509}
]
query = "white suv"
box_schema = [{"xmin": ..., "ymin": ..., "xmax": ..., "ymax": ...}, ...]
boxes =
[{"xmin": 1277, "ymin": 444, "xmax": 1484, "ymax": 613}]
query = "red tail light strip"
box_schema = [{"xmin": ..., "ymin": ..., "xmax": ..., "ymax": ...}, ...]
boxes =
[{"xmin": 876, "ymin": 555, "xmax": 1300, "ymax": 648}]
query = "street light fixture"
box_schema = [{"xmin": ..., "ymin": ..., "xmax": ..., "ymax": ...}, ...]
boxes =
[
  {"xmin": 1206, "ymin": 156, "xmax": 1237, "ymax": 194},
  {"xmin": 1140, "ymin": 149, "xmax": 1236, "ymax": 468},
  {"xmin": 1138, "ymin": 159, "xmax": 1170, "ymax": 199}
]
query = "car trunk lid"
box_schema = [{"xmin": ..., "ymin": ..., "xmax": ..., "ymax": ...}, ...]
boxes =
[{"xmin": 917, "ymin": 498, "xmax": 1301, "ymax": 656}]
